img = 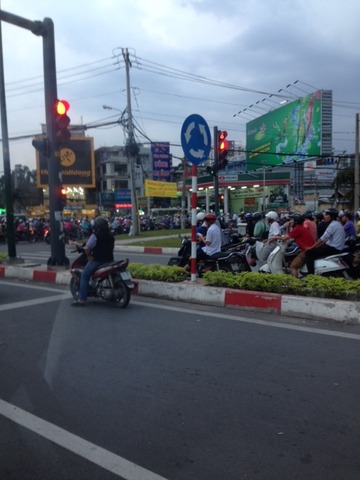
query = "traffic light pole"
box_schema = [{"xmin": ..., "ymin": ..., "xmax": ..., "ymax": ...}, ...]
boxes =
[
  {"xmin": 213, "ymin": 126, "xmax": 220, "ymax": 216},
  {"xmin": 0, "ymin": 10, "xmax": 68, "ymax": 266}
]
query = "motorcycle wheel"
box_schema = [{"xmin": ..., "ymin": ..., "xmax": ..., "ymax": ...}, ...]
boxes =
[
  {"xmin": 111, "ymin": 282, "xmax": 131, "ymax": 308},
  {"xmin": 70, "ymin": 277, "xmax": 80, "ymax": 301},
  {"xmin": 45, "ymin": 236, "xmax": 50, "ymax": 244}
]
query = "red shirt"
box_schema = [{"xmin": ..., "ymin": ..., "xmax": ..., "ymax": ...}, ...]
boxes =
[
  {"xmin": 304, "ymin": 219, "xmax": 317, "ymax": 241},
  {"xmin": 289, "ymin": 224, "xmax": 315, "ymax": 250}
]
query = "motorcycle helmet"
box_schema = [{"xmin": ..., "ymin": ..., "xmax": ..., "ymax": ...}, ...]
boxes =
[
  {"xmin": 244, "ymin": 213, "xmax": 253, "ymax": 220},
  {"xmin": 304, "ymin": 210, "xmax": 314, "ymax": 220},
  {"xmin": 290, "ymin": 213, "xmax": 305, "ymax": 225},
  {"xmin": 204, "ymin": 213, "xmax": 216, "ymax": 223},
  {"xmin": 253, "ymin": 212, "xmax": 262, "ymax": 222},
  {"xmin": 196, "ymin": 212, "xmax": 205, "ymax": 221},
  {"xmin": 93, "ymin": 216, "xmax": 109, "ymax": 232},
  {"xmin": 265, "ymin": 211, "xmax": 278, "ymax": 221},
  {"xmin": 324, "ymin": 208, "xmax": 338, "ymax": 220}
]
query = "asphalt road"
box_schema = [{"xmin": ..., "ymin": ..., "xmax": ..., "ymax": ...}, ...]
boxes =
[
  {"xmin": 0, "ymin": 240, "xmax": 170, "ymax": 266},
  {"xmin": 1, "ymin": 279, "xmax": 360, "ymax": 479}
]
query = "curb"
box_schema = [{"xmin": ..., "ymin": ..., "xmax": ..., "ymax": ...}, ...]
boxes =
[
  {"xmin": 114, "ymin": 245, "xmax": 178, "ymax": 255},
  {"xmin": 1, "ymin": 264, "xmax": 360, "ymax": 324}
]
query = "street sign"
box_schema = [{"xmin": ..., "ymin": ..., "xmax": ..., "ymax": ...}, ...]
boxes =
[{"xmin": 181, "ymin": 114, "xmax": 211, "ymax": 165}]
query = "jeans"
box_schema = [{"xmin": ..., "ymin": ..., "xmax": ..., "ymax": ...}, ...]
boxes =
[{"xmin": 79, "ymin": 260, "xmax": 105, "ymax": 302}]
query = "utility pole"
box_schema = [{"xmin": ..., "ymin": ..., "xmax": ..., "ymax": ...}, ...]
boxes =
[
  {"xmin": 354, "ymin": 113, "xmax": 359, "ymax": 213},
  {"xmin": 214, "ymin": 126, "xmax": 219, "ymax": 215},
  {"xmin": 0, "ymin": 9, "xmax": 68, "ymax": 266},
  {"xmin": 122, "ymin": 48, "xmax": 139, "ymax": 235},
  {"xmin": 0, "ymin": 18, "xmax": 16, "ymax": 259}
]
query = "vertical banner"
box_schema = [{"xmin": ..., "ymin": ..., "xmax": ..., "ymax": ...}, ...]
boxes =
[{"xmin": 151, "ymin": 142, "xmax": 171, "ymax": 181}]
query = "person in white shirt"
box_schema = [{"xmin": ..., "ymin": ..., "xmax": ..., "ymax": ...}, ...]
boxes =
[
  {"xmin": 258, "ymin": 211, "xmax": 281, "ymax": 266},
  {"xmin": 197, "ymin": 213, "xmax": 222, "ymax": 260},
  {"xmin": 305, "ymin": 208, "xmax": 345, "ymax": 275}
]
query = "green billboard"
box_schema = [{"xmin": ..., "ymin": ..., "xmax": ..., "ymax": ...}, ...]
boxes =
[{"xmin": 246, "ymin": 90, "xmax": 324, "ymax": 170}]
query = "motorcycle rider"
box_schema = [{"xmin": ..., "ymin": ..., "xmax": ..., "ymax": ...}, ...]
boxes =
[
  {"xmin": 258, "ymin": 211, "xmax": 281, "ymax": 266},
  {"xmin": 197, "ymin": 213, "xmax": 222, "ymax": 261},
  {"xmin": 271, "ymin": 214, "xmax": 315, "ymax": 277},
  {"xmin": 252, "ymin": 212, "xmax": 269, "ymax": 240},
  {"xmin": 71, "ymin": 216, "xmax": 115, "ymax": 306},
  {"xmin": 304, "ymin": 208, "xmax": 345, "ymax": 275},
  {"xmin": 303, "ymin": 210, "xmax": 317, "ymax": 242}
]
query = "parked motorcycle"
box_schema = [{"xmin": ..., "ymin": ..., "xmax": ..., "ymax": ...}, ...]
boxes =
[
  {"xmin": 70, "ymin": 246, "xmax": 136, "ymax": 308},
  {"xmin": 260, "ymin": 239, "xmax": 360, "ymax": 279},
  {"xmin": 167, "ymin": 235, "xmax": 251, "ymax": 275}
]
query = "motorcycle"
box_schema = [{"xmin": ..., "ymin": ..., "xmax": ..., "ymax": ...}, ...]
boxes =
[
  {"xmin": 70, "ymin": 246, "xmax": 136, "ymax": 308},
  {"xmin": 167, "ymin": 235, "xmax": 251, "ymax": 275},
  {"xmin": 259, "ymin": 239, "xmax": 360, "ymax": 279}
]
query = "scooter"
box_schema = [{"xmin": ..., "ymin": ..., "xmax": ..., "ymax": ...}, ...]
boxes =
[
  {"xmin": 70, "ymin": 246, "xmax": 136, "ymax": 308},
  {"xmin": 167, "ymin": 235, "xmax": 251, "ymax": 275},
  {"xmin": 260, "ymin": 240, "xmax": 360, "ymax": 279}
]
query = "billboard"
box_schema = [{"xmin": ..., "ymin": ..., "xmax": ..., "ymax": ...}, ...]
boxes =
[
  {"xmin": 246, "ymin": 90, "xmax": 332, "ymax": 170},
  {"xmin": 36, "ymin": 136, "xmax": 95, "ymax": 188},
  {"xmin": 144, "ymin": 179, "xmax": 177, "ymax": 198},
  {"xmin": 151, "ymin": 142, "xmax": 172, "ymax": 181}
]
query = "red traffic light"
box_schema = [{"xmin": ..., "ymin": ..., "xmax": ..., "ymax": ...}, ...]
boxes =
[
  {"xmin": 55, "ymin": 99, "xmax": 71, "ymax": 146},
  {"xmin": 218, "ymin": 130, "xmax": 228, "ymax": 152},
  {"xmin": 56, "ymin": 100, "xmax": 70, "ymax": 116}
]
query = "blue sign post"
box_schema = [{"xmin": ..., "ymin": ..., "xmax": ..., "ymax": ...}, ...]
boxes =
[
  {"xmin": 181, "ymin": 114, "xmax": 211, "ymax": 165},
  {"xmin": 181, "ymin": 114, "xmax": 212, "ymax": 282}
]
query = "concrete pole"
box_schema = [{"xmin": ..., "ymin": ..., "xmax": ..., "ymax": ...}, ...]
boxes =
[
  {"xmin": 354, "ymin": 113, "xmax": 359, "ymax": 213},
  {"xmin": 122, "ymin": 48, "xmax": 139, "ymax": 235}
]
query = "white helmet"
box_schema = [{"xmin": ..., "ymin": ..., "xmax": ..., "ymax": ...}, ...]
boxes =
[
  {"xmin": 196, "ymin": 212, "xmax": 205, "ymax": 221},
  {"xmin": 265, "ymin": 211, "xmax": 278, "ymax": 221}
]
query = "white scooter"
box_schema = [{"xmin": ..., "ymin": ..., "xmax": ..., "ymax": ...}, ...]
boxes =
[{"xmin": 260, "ymin": 240, "xmax": 351, "ymax": 278}]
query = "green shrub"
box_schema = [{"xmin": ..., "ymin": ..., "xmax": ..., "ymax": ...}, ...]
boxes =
[
  {"xmin": 127, "ymin": 264, "xmax": 360, "ymax": 301},
  {"xmin": 128, "ymin": 263, "xmax": 188, "ymax": 282}
]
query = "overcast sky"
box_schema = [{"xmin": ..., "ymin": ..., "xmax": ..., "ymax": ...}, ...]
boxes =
[{"xmin": 0, "ymin": 0, "xmax": 359, "ymax": 171}]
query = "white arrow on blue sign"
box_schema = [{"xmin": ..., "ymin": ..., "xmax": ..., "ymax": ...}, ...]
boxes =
[{"xmin": 181, "ymin": 114, "xmax": 211, "ymax": 165}]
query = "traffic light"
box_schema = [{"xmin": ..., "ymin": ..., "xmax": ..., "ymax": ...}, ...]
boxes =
[
  {"xmin": 59, "ymin": 185, "xmax": 67, "ymax": 210},
  {"xmin": 32, "ymin": 136, "xmax": 49, "ymax": 157},
  {"xmin": 206, "ymin": 165, "xmax": 216, "ymax": 176},
  {"xmin": 218, "ymin": 130, "xmax": 229, "ymax": 170},
  {"xmin": 55, "ymin": 99, "xmax": 71, "ymax": 147}
]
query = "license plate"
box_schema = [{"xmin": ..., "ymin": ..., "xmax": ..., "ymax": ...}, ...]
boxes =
[{"xmin": 120, "ymin": 271, "xmax": 132, "ymax": 281}]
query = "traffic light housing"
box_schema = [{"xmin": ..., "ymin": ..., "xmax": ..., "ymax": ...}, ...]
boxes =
[
  {"xmin": 59, "ymin": 185, "xmax": 67, "ymax": 210},
  {"xmin": 206, "ymin": 165, "xmax": 217, "ymax": 176},
  {"xmin": 32, "ymin": 136, "xmax": 49, "ymax": 157},
  {"xmin": 218, "ymin": 130, "xmax": 228, "ymax": 170},
  {"xmin": 55, "ymin": 99, "xmax": 71, "ymax": 147}
]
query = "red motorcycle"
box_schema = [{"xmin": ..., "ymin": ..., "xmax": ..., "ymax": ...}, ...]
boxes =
[{"xmin": 70, "ymin": 246, "xmax": 136, "ymax": 308}]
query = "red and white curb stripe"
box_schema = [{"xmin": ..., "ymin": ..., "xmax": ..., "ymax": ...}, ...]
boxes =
[{"xmin": 1, "ymin": 265, "xmax": 359, "ymax": 324}]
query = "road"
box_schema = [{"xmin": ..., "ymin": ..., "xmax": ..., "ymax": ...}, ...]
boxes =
[
  {"xmin": 0, "ymin": 240, "xmax": 170, "ymax": 266},
  {"xmin": 1, "ymin": 279, "xmax": 360, "ymax": 479}
]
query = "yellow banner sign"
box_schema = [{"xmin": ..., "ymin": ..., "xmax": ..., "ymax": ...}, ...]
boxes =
[{"xmin": 144, "ymin": 179, "xmax": 178, "ymax": 198}]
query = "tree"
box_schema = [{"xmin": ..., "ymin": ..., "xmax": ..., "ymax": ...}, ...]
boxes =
[
  {"xmin": 332, "ymin": 167, "xmax": 354, "ymax": 205},
  {"xmin": 0, "ymin": 165, "xmax": 43, "ymax": 212}
]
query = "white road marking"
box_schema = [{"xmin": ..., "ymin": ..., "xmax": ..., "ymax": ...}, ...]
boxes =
[
  {"xmin": 0, "ymin": 398, "xmax": 168, "ymax": 480},
  {"xmin": 132, "ymin": 300, "xmax": 360, "ymax": 341},
  {"xmin": 0, "ymin": 294, "xmax": 71, "ymax": 312}
]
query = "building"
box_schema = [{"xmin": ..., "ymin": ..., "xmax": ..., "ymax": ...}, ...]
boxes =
[{"xmin": 94, "ymin": 144, "xmax": 152, "ymax": 214}]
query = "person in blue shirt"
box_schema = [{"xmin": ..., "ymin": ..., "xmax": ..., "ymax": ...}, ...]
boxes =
[{"xmin": 304, "ymin": 208, "xmax": 345, "ymax": 275}]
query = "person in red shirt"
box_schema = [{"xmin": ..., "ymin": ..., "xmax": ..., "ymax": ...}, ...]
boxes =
[
  {"xmin": 303, "ymin": 210, "xmax": 317, "ymax": 242},
  {"xmin": 272, "ymin": 213, "xmax": 314, "ymax": 277}
]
